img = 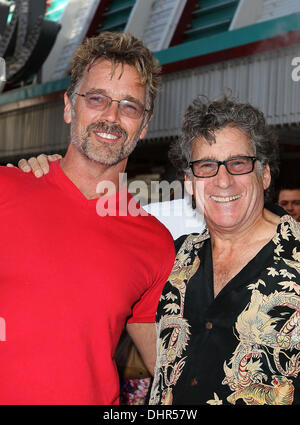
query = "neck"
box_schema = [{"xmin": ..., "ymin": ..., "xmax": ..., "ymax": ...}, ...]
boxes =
[{"xmin": 60, "ymin": 143, "xmax": 128, "ymax": 199}]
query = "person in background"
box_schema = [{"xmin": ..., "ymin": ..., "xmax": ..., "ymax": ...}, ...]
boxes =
[
  {"xmin": 0, "ymin": 31, "xmax": 175, "ymax": 405},
  {"xmin": 149, "ymin": 96, "xmax": 300, "ymax": 406},
  {"xmin": 277, "ymin": 183, "xmax": 300, "ymax": 222}
]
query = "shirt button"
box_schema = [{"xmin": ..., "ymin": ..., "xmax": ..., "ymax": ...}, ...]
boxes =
[{"xmin": 205, "ymin": 321, "xmax": 213, "ymax": 330}]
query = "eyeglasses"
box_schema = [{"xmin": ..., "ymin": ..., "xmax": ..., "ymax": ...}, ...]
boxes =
[
  {"xmin": 189, "ymin": 156, "xmax": 257, "ymax": 178},
  {"xmin": 75, "ymin": 92, "xmax": 150, "ymax": 119}
]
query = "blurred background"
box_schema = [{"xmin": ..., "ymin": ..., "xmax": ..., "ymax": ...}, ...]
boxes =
[{"xmin": 0, "ymin": 0, "xmax": 300, "ymax": 202}]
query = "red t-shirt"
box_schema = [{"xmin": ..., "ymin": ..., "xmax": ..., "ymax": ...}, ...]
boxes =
[{"xmin": 0, "ymin": 162, "xmax": 175, "ymax": 405}]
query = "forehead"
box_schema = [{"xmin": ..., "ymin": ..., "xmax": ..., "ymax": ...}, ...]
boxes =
[
  {"xmin": 79, "ymin": 59, "xmax": 146, "ymax": 98},
  {"xmin": 279, "ymin": 189, "xmax": 300, "ymax": 200},
  {"xmin": 192, "ymin": 125, "xmax": 254, "ymax": 159}
]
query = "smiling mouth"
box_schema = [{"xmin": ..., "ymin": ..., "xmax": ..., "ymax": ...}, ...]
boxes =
[
  {"xmin": 210, "ymin": 195, "xmax": 241, "ymax": 203},
  {"xmin": 94, "ymin": 131, "xmax": 120, "ymax": 142}
]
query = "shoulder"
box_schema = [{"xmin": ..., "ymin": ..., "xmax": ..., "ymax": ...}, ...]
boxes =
[
  {"xmin": 0, "ymin": 166, "xmax": 49, "ymax": 204},
  {"xmin": 273, "ymin": 216, "xmax": 300, "ymax": 271},
  {"xmin": 144, "ymin": 211, "xmax": 175, "ymax": 250},
  {"xmin": 283, "ymin": 215, "xmax": 300, "ymax": 244},
  {"xmin": 124, "ymin": 195, "xmax": 175, "ymax": 253},
  {"xmin": 0, "ymin": 165, "xmax": 32, "ymax": 179},
  {"xmin": 174, "ymin": 234, "xmax": 189, "ymax": 252},
  {"xmin": 0, "ymin": 165, "xmax": 20, "ymax": 178},
  {"xmin": 0, "ymin": 166, "xmax": 33, "ymax": 190},
  {"xmin": 134, "ymin": 208, "xmax": 176, "ymax": 272}
]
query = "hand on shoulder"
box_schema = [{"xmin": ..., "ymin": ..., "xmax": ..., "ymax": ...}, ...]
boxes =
[{"xmin": 6, "ymin": 154, "xmax": 62, "ymax": 178}]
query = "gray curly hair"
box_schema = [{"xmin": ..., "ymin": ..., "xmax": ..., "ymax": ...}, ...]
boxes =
[{"xmin": 169, "ymin": 96, "xmax": 279, "ymax": 201}]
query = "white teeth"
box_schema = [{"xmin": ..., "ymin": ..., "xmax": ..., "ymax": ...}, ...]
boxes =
[
  {"xmin": 210, "ymin": 195, "xmax": 241, "ymax": 202},
  {"xmin": 96, "ymin": 132, "xmax": 118, "ymax": 140}
]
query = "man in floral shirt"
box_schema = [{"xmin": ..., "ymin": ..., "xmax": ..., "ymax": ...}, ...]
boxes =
[{"xmin": 150, "ymin": 96, "xmax": 300, "ymax": 405}]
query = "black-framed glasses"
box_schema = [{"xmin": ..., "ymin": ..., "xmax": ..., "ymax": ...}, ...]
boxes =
[
  {"xmin": 75, "ymin": 92, "xmax": 150, "ymax": 119},
  {"xmin": 189, "ymin": 156, "xmax": 257, "ymax": 178}
]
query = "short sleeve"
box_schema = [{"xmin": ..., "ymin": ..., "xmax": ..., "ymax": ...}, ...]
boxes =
[{"xmin": 127, "ymin": 241, "xmax": 175, "ymax": 324}]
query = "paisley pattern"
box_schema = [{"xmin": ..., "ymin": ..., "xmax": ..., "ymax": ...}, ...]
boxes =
[{"xmin": 150, "ymin": 215, "xmax": 300, "ymax": 405}]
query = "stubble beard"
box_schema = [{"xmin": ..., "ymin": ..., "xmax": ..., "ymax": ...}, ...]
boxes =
[{"xmin": 70, "ymin": 117, "xmax": 142, "ymax": 166}]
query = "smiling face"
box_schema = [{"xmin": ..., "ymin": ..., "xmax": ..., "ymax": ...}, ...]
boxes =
[
  {"xmin": 64, "ymin": 60, "xmax": 150, "ymax": 166},
  {"xmin": 186, "ymin": 125, "xmax": 271, "ymax": 234}
]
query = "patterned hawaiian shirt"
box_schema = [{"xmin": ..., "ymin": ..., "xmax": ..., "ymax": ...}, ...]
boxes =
[{"xmin": 150, "ymin": 214, "xmax": 300, "ymax": 405}]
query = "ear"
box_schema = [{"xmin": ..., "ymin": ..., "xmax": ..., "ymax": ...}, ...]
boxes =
[
  {"xmin": 184, "ymin": 174, "xmax": 194, "ymax": 196},
  {"xmin": 64, "ymin": 92, "xmax": 72, "ymax": 124},
  {"xmin": 262, "ymin": 163, "xmax": 271, "ymax": 190},
  {"xmin": 139, "ymin": 112, "xmax": 153, "ymax": 140}
]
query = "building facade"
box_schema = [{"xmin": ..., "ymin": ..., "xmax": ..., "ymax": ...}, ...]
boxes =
[{"xmin": 0, "ymin": 0, "xmax": 299, "ymax": 195}]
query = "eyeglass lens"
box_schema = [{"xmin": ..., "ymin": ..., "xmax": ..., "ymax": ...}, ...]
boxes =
[
  {"xmin": 192, "ymin": 157, "xmax": 255, "ymax": 177},
  {"xmin": 84, "ymin": 93, "xmax": 144, "ymax": 119}
]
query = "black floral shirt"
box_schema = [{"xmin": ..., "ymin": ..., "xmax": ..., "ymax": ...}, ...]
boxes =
[{"xmin": 150, "ymin": 214, "xmax": 300, "ymax": 405}]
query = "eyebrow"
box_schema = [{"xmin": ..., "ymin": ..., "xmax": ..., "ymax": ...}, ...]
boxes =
[{"xmin": 193, "ymin": 154, "xmax": 253, "ymax": 161}]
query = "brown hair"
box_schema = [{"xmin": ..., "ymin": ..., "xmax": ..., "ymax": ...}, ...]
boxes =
[{"xmin": 67, "ymin": 32, "xmax": 161, "ymax": 111}]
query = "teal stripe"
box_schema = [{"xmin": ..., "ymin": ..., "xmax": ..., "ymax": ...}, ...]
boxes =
[
  {"xmin": 0, "ymin": 77, "xmax": 70, "ymax": 106},
  {"xmin": 1, "ymin": 12, "xmax": 300, "ymax": 106},
  {"xmin": 154, "ymin": 12, "xmax": 300, "ymax": 65}
]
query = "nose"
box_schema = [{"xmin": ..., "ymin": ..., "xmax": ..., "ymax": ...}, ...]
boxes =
[
  {"xmin": 100, "ymin": 100, "xmax": 120, "ymax": 122},
  {"xmin": 215, "ymin": 163, "xmax": 233, "ymax": 188}
]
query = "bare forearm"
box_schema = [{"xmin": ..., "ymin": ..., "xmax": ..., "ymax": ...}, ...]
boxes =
[{"xmin": 126, "ymin": 322, "xmax": 156, "ymax": 376}]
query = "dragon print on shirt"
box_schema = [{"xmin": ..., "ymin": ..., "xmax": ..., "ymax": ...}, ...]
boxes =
[
  {"xmin": 150, "ymin": 216, "xmax": 300, "ymax": 405},
  {"xmin": 222, "ymin": 289, "xmax": 299, "ymax": 405},
  {"xmin": 221, "ymin": 217, "xmax": 300, "ymax": 405},
  {"xmin": 150, "ymin": 230, "xmax": 209, "ymax": 405}
]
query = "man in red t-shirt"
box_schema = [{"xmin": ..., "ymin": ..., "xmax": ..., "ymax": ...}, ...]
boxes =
[{"xmin": 0, "ymin": 32, "xmax": 175, "ymax": 405}]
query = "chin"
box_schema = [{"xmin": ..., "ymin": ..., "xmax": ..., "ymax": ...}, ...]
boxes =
[
  {"xmin": 205, "ymin": 209, "xmax": 242, "ymax": 228},
  {"xmin": 87, "ymin": 153, "xmax": 122, "ymax": 166},
  {"xmin": 210, "ymin": 219, "xmax": 238, "ymax": 230},
  {"xmin": 82, "ymin": 143, "xmax": 122, "ymax": 165}
]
